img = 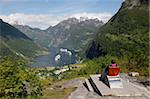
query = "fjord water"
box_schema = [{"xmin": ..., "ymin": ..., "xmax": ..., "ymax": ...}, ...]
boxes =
[
  {"xmin": 32, "ymin": 48, "xmax": 76, "ymax": 67},
  {"xmin": 32, "ymin": 53, "xmax": 56, "ymax": 67}
]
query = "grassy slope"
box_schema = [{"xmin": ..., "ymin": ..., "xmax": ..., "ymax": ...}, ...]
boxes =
[{"xmin": 86, "ymin": 2, "xmax": 149, "ymax": 76}]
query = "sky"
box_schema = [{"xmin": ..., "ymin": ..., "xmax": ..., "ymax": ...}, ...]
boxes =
[{"xmin": 0, "ymin": 0, "xmax": 123, "ymax": 29}]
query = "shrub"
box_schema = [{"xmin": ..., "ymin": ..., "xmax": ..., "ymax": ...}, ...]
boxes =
[{"xmin": 0, "ymin": 57, "xmax": 42, "ymax": 98}]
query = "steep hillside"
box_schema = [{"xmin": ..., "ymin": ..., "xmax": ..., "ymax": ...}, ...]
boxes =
[
  {"xmin": 46, "ymin": 18, "xmax": 103, "ymax": 51},
  {"xmin": 0, "ymin": 19, "xmax": 44, "ymax": 58},
  {"xmin": 86, "ymin": 0, "xmax": 149, "ymax": 70}
]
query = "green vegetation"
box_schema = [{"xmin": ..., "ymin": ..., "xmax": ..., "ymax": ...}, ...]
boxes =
[
  {"xmin": 0, "ymin": 57, "xmax": 42, "ymax": 98},
  {"xmin": 62, "ymin": 56, "xmax": 117, "ymax": 79}
]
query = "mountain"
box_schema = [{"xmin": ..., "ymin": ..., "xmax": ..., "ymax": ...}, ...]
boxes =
[
  {"xmin": 14, "ymin": 18, "xmax": 103, "ymax": 52},
  {"xmin": 0, "ymin": 19, "xmax": 44, "ymax": 59},
  {"xmin": 13, "ymin": 25, "xmax": 53, "ymax": 48},
  {"xmin": 46, "ymin": 18, "xmax": 103, "ymax": 51},
  {"xmin": 86, "ymin": 0, "xmax": 149, "ymax": 68}
]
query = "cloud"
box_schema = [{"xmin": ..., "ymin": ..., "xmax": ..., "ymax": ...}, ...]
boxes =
[
  {"xmin": 0, "ymin": 12, "xmax": 112, "ymax": 29},
  {"xmin": 0, "ymin": 13, "xmax": 64, "ymax": 29}
]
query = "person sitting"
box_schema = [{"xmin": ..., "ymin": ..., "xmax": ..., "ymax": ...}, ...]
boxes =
[
  {"xmin": 108, "ymin": 60, "xmax": 120, "ymax": 76},
  {"xmin": 109, "ymin": 60, "xmax": 117, "ymax": 68},
  {"xmin": 102, "ymin": 60, "xmax": 117, "ymax": 78},
  {"xmin": 100, "ymin": 60, "xmax": 119, "ymax": 81}
]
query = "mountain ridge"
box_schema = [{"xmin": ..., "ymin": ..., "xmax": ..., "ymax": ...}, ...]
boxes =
[
  {"xmin": 14, "ymin": 17, "xmax": 104, "ymax": 51},
  {"xmin": 0, "ymin": 19, "xmax": 32, "ymax": 40}
]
